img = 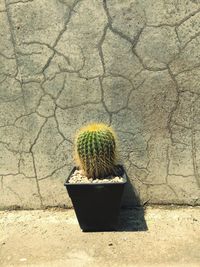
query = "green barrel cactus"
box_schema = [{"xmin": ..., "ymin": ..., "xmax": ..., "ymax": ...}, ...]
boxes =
[{"xmin": 75, "ymin": 123, "xmax": 118, "ymax": 178}]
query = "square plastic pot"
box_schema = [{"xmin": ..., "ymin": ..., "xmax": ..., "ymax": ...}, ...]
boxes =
[{"xmin": 64, "ymin": 166, "xmax": 127, "ymax": 232}]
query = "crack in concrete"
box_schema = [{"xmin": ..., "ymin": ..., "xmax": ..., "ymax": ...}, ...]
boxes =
[
  {"xmin": 0, "ymin": 176, "xmax": 3, "ymax": 190},
  {"xmin": 181, "ymin": 31, "xmax": 200, "ymax": 50},
  {"xmin": 20, "ymin": 41, "xmax": 70, "ymax": 66},
  {"xmin": 29, "ymin": 119, "xmax": 47, "ymax": 153},
  {"xmin": 54, "ymin": 139, "xmax": 66, "ymax": 153},
  {"xmin": 178, "ymin": 89, "xmax": 200, "ymax": 96},
  {"xmin": 57, "ymin": 0, "xmax": 70, "ymax": 6},
  {"xmin": 132, "ymin": 48, "xmax": 168, "ymax": 72},
  {"xmin": 163, "ymin": 146, "xmax": 178, "ymax": 197},
  {"xmin": 0, "ymin": 76, "xmax": 7, "ymax": 84},
  {"xmin": 28, "ymin": 118, "xmax": 48, "ymax": 207},
  {"xmin": 191, "ymin": 98, "xmax": 200, "ymax": 188},
  {"xmin": 128, "ymin": 162, "xmax": 166, "ymax": 186},
  {"xmin": 0, "ymin": 95, "xmax": 23, "ymax": 103},
  {"xmin": 56, "ymin": 99, "xmax": 101, "ymax": 110},
  {"xmin": 18, "ymin": 151, "xmax": 35, "ymax": 179},
  {"xmin": 30, "ymin": 152, "xmax": 43, "ymax": 207},
  {"xmin": 147, "ymin": 7, "xmax": 200, "ymax": 28},
  {"xmin": 99, "ymin": 76, "xmax": 112, "ymax": 125},
  {"xmin": 174, "ymin": 63, "xmax": 200, "ymax": 77},
  {"xmin": 7, "ymin": 0, "xmax": 34, "ymax": 5},
  {"xmin": 166, "ymin": 66, "xmax": 180, "ymax": 144},
  {"xmin": 145, "ymin": 135, "xmax": 152, "ymax": 173},
  {"xmin": 103, "ymin": 0, "xmax": 133, "ymax": 44},
  {"xmin": 0, "ymin": 172, "xmax": 20, "ymax": 177},
  {"xmin": 4, "ymin": 0, "xmax": 33, "ymax": 121},
  {"xmin": 38, "ymin": 163, "xmax": 69, "ymax": 181},
  {"xmin": 132, "ymin": 25, "xmax": 146, "ymax": 48},
  {"xmin": 97, "ymin": 24, "xmax": 108, "ymax": 75},
  {"xmin": 41, "ymin": 0, "xmax": 83, "ymax": 75},
  {"xmin": 54, "ymin": 107, "xmax": 73, "ymax": 145},
  {"xmin": 174, "ymin": 27, "xmax": 182, "ymax": 47},
  {"xmin": 99, "ymin": 73, "xmax": 136, "ymax": 116},
  {"xmin": 1, "ymin": 0, "xmax": 200, "ymax": 207},
  {"xmin": 7, "ymin": 186, "xmax": 23, "ymax": 202},
  {"xmin": 0, "ymin": 52, "xmax": 15, "ymax": 60}
]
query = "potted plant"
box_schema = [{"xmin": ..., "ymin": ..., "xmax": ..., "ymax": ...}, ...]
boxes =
[{"xmin": 64, "ymin": 123, "xmax": 127, "ymax": 231}]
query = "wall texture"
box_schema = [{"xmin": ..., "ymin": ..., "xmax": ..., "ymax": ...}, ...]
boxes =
[{"xmin": 0, "ymin": 0, "xmax": 200, "ymax": 209}]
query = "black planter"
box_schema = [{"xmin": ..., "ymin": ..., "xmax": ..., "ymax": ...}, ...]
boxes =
[{"xmin": 64, "ymin": 166, "xmax": 127, "ymax": 232}]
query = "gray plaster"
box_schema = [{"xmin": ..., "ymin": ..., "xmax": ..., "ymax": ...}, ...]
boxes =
[{"xmin": 0, "ymin": 0, "xmax": 200, "ymax": 209}]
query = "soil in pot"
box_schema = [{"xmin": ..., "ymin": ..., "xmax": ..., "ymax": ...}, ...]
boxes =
[{"xmin": 69, "ymin": 169, "xmax": 125, "ymax": 184}]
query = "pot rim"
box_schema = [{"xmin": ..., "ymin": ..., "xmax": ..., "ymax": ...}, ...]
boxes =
[{"xmin": 64, "ymin": 165, "xmax": 127, "ymax": 186}]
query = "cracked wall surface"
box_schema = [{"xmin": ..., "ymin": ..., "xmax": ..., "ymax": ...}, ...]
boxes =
[{"xmin": 0, "ymin": 0, "xmax": 200, "ymax": 209}]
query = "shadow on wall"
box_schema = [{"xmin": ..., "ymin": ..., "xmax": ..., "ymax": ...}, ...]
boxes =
[{"xmin": 118, "ymin": 170, "xmax": 148, "ymax": 232}]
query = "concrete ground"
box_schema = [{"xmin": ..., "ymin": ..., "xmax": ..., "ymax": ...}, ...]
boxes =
[{"xmin": 0, "ymin": 206, "xmax": 200, "ymax": 267}]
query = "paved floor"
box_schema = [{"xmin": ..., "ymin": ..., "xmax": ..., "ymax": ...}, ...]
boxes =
[{"xmin": 0, "ymin": 206, "xmax": 200, "ymax": 267}]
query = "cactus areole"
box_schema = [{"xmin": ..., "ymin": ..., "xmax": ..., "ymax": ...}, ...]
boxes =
[{"xmin": 75, "ymin": 123, "xmax": 118, "ymax": 179}]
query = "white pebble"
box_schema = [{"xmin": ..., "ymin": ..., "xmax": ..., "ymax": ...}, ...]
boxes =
[{"xmin": 69, "ymin": 170, "xmax": 125, "ymax": 184}]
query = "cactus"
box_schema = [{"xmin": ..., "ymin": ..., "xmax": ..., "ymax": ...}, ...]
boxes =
[{"xmin": 75, "ymin": 123, "xmax": 118, "ymax": 178}]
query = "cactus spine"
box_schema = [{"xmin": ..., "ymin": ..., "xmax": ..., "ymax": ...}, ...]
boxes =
[{"xmin": 75, "ymin": 123, "xmax": 118, "ymax": 178}]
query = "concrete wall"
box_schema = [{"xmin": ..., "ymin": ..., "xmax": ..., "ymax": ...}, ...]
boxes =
[{"xmin": 0, "ymin": 0, "xmax": 200, "ymax": 209}]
